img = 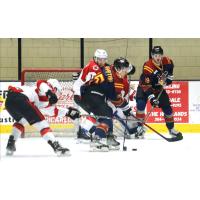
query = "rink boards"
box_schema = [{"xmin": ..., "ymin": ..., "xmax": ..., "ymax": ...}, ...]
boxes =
[{"xmin": 0, "ymin": 81, "xmax": 200, "ymax": 134}]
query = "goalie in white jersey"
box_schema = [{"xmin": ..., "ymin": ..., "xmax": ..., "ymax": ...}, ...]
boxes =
[{"xmin": 5, "ymin": 79, "xmax": 80, "ymax": 156}]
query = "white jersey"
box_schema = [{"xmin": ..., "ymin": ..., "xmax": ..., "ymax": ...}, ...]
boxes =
[{"xmin": 8, "ymin": 80, "xmax": 69, "ymax": 118}]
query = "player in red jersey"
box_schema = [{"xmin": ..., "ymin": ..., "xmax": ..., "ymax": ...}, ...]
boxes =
[
  {"xmin": 73, "ymin": 49, "xmax": 109, "ymax": 140},
  {"xmin": 135, "ymin": 46, "xmax": 183, "ymax": 140},
  {"xmin": 73, "ymin": 49, "xmax": 109, "ymax": 99},
  {"xmin": 5, "ymin": 79, "xmax": 80, "ymax": 156}
]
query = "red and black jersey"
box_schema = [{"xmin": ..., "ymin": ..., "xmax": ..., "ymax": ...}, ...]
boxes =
[
  {"xmin": 110, "ymin": 65, "xmax": 129, "ymax": 97},
  {"xmin": 139, "ymin": 56, "xmax": 174, "ymax": 93}
]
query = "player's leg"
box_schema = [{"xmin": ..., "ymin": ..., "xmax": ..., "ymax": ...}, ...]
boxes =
[
  {"xmin": 83, "ymin": 93, "xmax": 120, "ymax": 151},
  {"xmin": 6, "ymin": 92, "xmax": 69, "ymax": 156},
  {"xmin": 113, "ymin": 108, "xmax": 139, "ymax": 139},
  {"xmin": 22, "ymin": 102, "xmax": 70, "ymax": 156},
  {"xmin": 91, "ymin": 97, "xmax": 120, "ymax": 151},
  {"xmin": 135, "ymin": 86, "xmax": 148, "ymax": 138},
  {"xmin": 5, "ymin": 92, "xmax": 29, "ymax": 155},
  {"xmin": 77, "ymin": 116, "xmax": 96, "ymax": 142},
  {"xmin": 31, "ymin": 120, "xmax": 70, "ymax": 156},
  {"xmin": 159, "ymin": 90, "xmax": 183, "ymax": 139}
]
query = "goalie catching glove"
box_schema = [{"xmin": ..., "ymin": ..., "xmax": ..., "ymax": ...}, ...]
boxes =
[{"xmin": 66, "ymin": 107, "xmax": 80, "ymax": 120}]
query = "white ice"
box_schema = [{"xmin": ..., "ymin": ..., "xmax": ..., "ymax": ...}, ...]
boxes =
[{"xmin": 1, "ymin": 133, "xmax": 200, "ymax": 200}]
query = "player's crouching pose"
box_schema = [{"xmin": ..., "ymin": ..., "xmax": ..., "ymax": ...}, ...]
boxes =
[{"xmin": 5, "ymin": 79, "xmax": 80, "ymax": 156}]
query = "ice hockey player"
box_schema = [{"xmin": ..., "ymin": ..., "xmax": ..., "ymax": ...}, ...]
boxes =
[
  {"xmin": 75, "ymin": 57, "xmax": 139, "ymax": 142},
  {"xmin": 73, "ymin": 49, "xmax": 110, "ymax": 142},
  {"xmin": 73, "ymin": 50, "xmax": 126, "ymax": 151},
  {"xmin": 135, "ymin": 46, "xmax": 183, "ymax": 140},
  {"xmin": 5, "ymin": 79, "xmax": 80, "ymax": 156},
  {"xmin": 73, "ymin": 55, "xmax": 138, "ymax": 151}
]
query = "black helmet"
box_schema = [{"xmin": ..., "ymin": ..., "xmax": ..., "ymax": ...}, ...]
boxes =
[
  {"xmin": 114, "ymin": 57, "xmax": 129, "ymax": 71},
  {"xmin": 151, "ymin": 46, "xmax": 164, "ymax": 55}
]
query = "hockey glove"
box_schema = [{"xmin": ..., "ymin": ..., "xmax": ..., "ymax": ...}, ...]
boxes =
[
  {"xmin": 72, "ymin": 72, "xmax": 80, "ymax": 81},
  {"xmin": 148, "ymin": 94, "xmax": 159, "ymax": 107},
  {"xmin": 165, "ymin": 74, "xmax": 173, "ymax": 85},
  {"xmin": 127, "ymin": 64, "xmax": 136, "ymax": 75},
  {"xmin": 123, "ymin": 107, "xmax": 133, "ymax": 117},
  {"xmin": 74, "ymin": 95, "xmax": 82, "ymax": 106},
  {"xmin": 67, "ymin": 107, "xmax": 80, "ymax": 120},
  {"xmin": 46, "ymin": 90, "xmax": 58, "ymax": 105}
]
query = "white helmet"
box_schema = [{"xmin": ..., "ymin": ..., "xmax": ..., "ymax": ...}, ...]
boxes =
[
  {"xmin": 94, "ymin": 49, "xmax": 108, "ymax": 60},
  {"xmin": 47, "ymin": 79, "xmax": 62, "ymax": 93}
]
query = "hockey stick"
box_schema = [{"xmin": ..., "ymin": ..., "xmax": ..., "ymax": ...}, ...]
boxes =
[
  {"xmin": 144, "ymin": 71, "xmax": 168, "ymax": 122},
  {"xmin": 144, "ymin": 87, "xmax": 164, "ymax": 122},
  {"xmin": 122, "ymin": 38, "xmax": 130, "ymax": 151},
  {"xmin": 80, "ymin": 113, "xmax": 182, "ymax": 142},
  {"xmin": 130, "ymin": 114, "xmax": 182, "ymax": 142}
]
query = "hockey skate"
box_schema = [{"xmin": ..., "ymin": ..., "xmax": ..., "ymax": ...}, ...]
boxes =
[
  {"xmin": 135, "ymin": 125, "xmax": 146, "ymax": 139},
  {"xmin": 90, "ymin": 136, "xmax": 109, "ymax": 152},
  {"xmin": 6, "ymin": 135, "xmax": 16, "ymax": 156},
  {"xmin": 107, "ymin": 133, "xmax": 120, "ymax": 150},
  {"xmin": 169, "ymin": 128, "xmax": 183, "ymax": 140},
  {"xmin": 48, "ymin": 141, "xmax": 71, "ymax": 156},
  {"xmin": 77, "ymin": 126, "xmax": 91, "ymax": 143}
]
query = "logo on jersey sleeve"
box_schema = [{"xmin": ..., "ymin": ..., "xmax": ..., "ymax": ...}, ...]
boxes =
[{"xmin": 104, "ymin": 66, "xmax": 113, "ymax": 82}]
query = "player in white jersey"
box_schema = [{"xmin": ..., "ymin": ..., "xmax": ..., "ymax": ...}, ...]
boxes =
[{"xmin": 5, "ymin": 79, "xmax": 80, "ymax": 156}]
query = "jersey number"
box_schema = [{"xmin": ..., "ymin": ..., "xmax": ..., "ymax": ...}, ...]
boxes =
[{"xmin": 93, "ymin": 73, "xmax": 105, "ymax": 84}]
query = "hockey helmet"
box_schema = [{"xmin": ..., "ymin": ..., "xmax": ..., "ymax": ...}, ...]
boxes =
[
  {"xmin": 114, "ymin": 57, "xmax": 130, "ymax": 72},
  {"xmin": 151, "ymin": 46, "xmax": 164, "ymax": 56},
  {"xmin": 94, "ymin": 49, "xmax": 108, "ymax": 60}
]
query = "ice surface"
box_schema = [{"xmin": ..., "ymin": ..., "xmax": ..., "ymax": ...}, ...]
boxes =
[{"xmin": 1, "ymin": 133, "xmax": 200, "ymax": 200}]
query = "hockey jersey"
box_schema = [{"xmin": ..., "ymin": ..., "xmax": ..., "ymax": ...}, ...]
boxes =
[
  {"xmin": 8, "ymin": 80, "xmax": 69, "ymax": 118},
  {"xmin": 73, "ymin": 59, "xmax": 104, "ymax": 96},
  {"xmin": 139, "ymin": 56, "xmax": 174, "ymax": 94},
  {"xmin": 110, "ymin": 65, "xmax": 129, "ymax": 98}
]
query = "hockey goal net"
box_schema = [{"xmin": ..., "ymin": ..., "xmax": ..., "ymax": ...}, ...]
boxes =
[{"xmin": 21, "ymin": 68, "xmax": 82, "ymax": 137}]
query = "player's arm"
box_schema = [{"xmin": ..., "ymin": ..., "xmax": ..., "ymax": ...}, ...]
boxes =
[
  {"xmin": 73, "ymin": 64, "xmax": 97, "ymax": 105},
  {"xmin": 111, "ymin": 94, "xmax": 132, "ymax": 117},
  {"xmin": 37, "ymin": 80, "xmax": 58, "ymax": 105},
  {"xmin": 42, "ymin": 105, "xmax": 80, "ymax": 120},
  {"xmin": 163, "ymin": 58, "xmax": 174, "ymax": 85}
]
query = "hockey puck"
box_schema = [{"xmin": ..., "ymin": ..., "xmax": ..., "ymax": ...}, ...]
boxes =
[
  {"xmin": 123, "ymin": 146, "xmax": 127, "ymax": 151},
  {"xmin": 132, "ymin": 148, "xmax": 137, "ymax": 151}
]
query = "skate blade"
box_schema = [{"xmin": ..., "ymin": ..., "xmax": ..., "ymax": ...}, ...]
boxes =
[
  {"xmin": 135, "ymin": 135, "xmax": 145, "ymax": 139},
  {"xmin": 56, "ymin": 151, "xmax": 71, "ymax": 157},
  {"xmin": 76, "ymin": 138, "xmax": 90, "ymax": 144},
  {"xmin": 108, "ymin": 146, "xmax": 120, "ymax": 151},
  {"xmin": 6, "ymin": 150, "xmax": 14, "ymax": 156},
  {"xmin": 89, "ymin": 147, "xmax": 109, "ymax": 152}
]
